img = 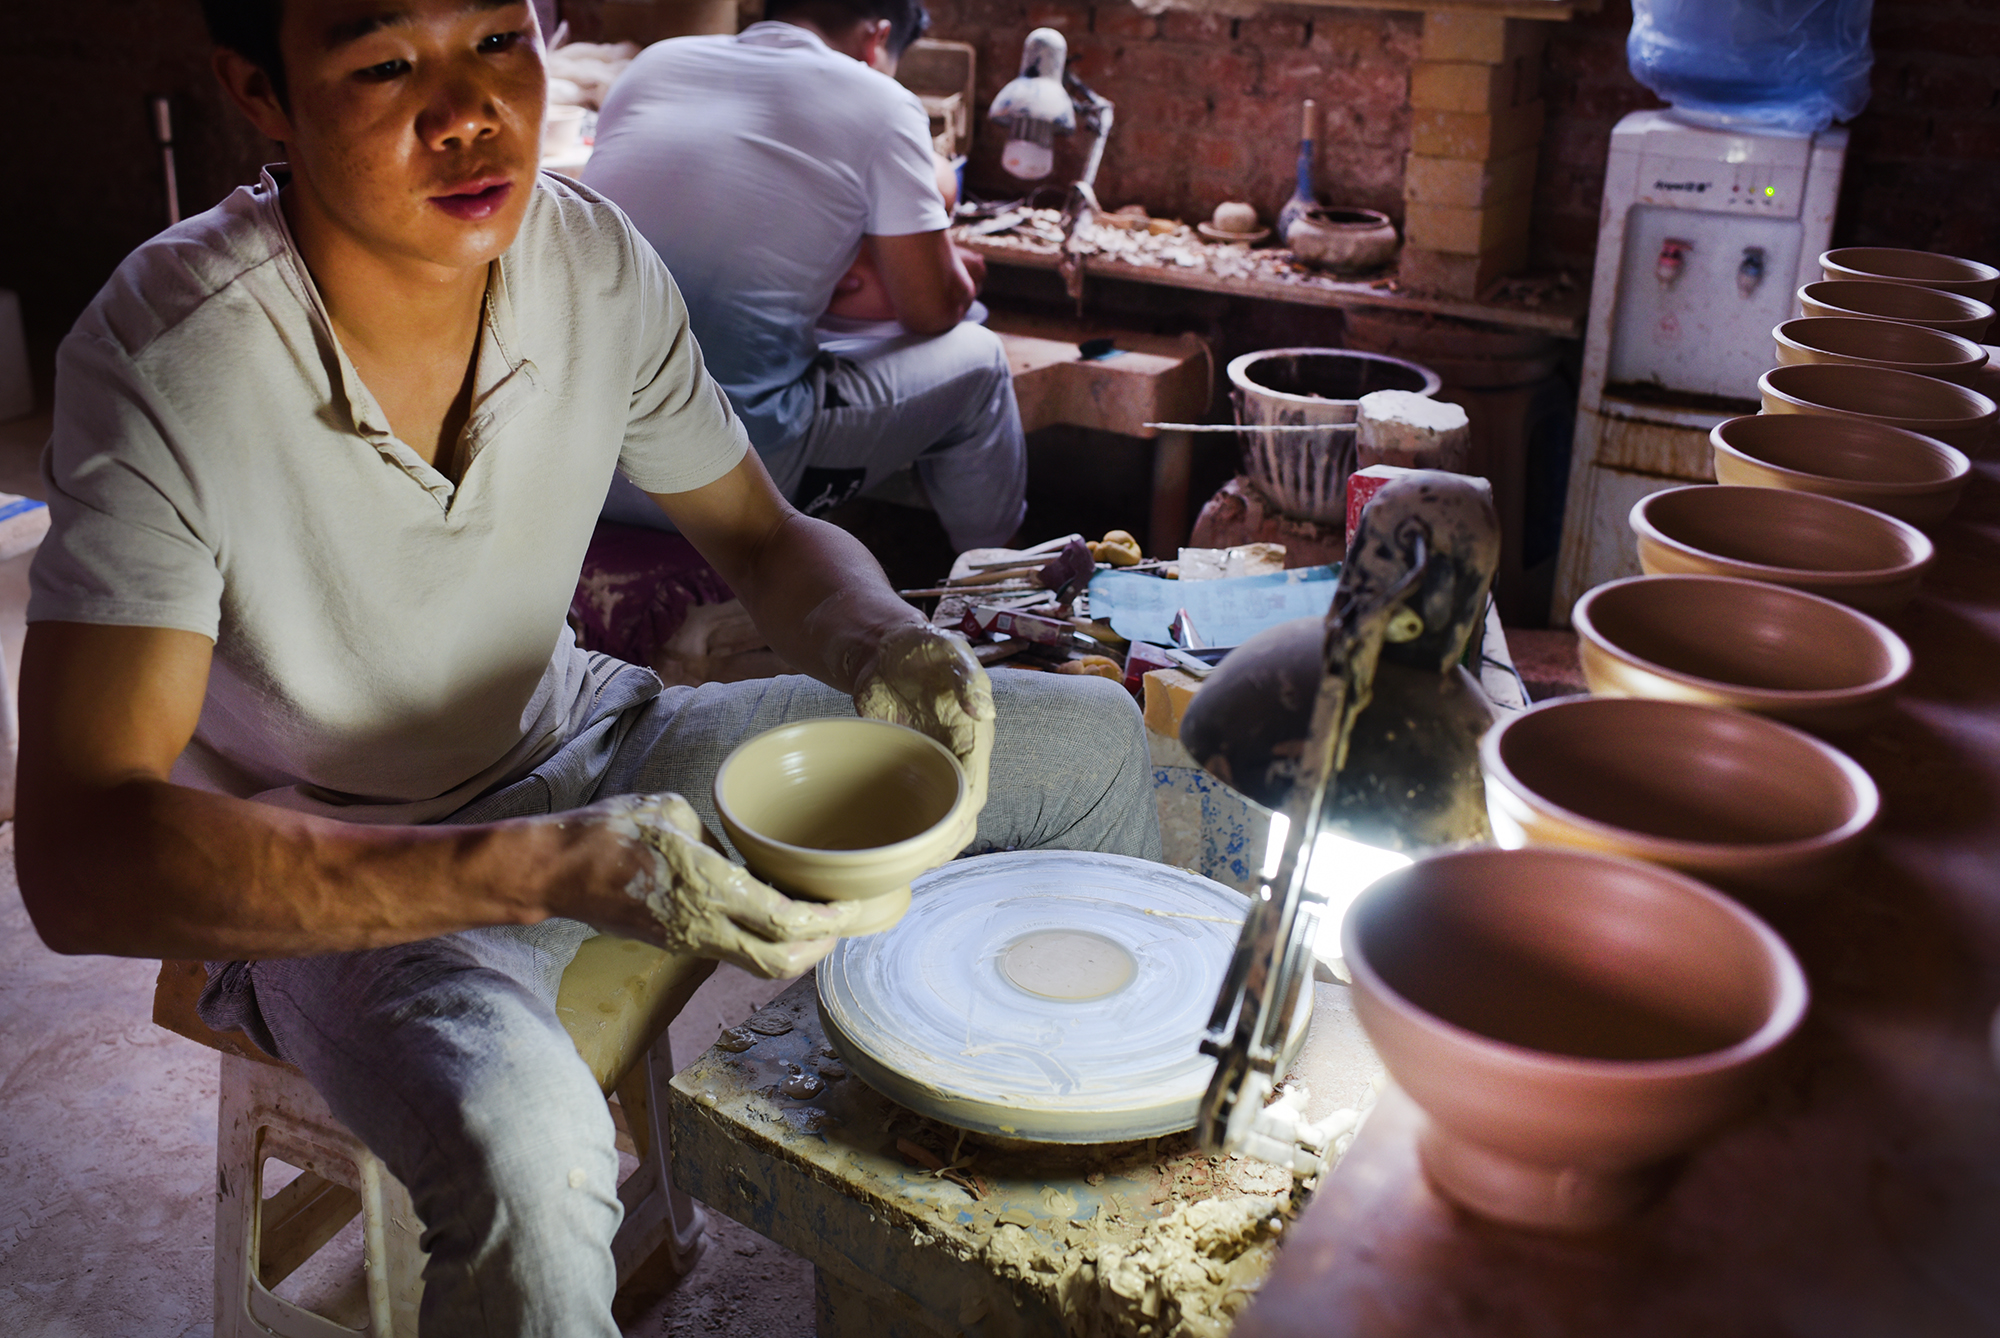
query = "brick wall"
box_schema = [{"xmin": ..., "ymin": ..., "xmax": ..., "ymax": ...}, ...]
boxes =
[
  {"xmin": 917, "ymin": 0, "xmax": 2000, "ymax": 276},
  {"xmin": 0, "ymin": 1, "xmax": 272, "ymax": 365},
  {"xmin": 929, "ymin": 0, "xmax": 1424, "ymax": 236},
  {"xmin": 2, "ymin": 0, "xmax": 1992, "ymax": 360},
  {"xmin": 1839, "ymin": 0, "xmax": 2000, "ymax": 262}
]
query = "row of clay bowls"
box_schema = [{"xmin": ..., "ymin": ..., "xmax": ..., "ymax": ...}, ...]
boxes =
[{"xmin": 1342, "ymin": 246, "xmax": 1996, "ymax": 1236}]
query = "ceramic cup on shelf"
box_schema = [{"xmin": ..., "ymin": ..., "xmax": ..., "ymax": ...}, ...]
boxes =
[
  {"xmin": 1343, "ymin": 846, "xmax": 1809, "ymax": 1231},
  {"xmin": 1710, "ymin": 412, "xmax": 1971, "ymax": 528},
  {"xmin": 1630, "ymin": 484, "xmax": 1934, "ymax": 617},
  {"xmin": 1758, "ymin": 362, "xmax": 1998, "ymax": 454},
  {"xmin": 1772, "ymin": 316, "xmax": 1988, "ymax": 386},
  {"xmin": 1820, "ymin": 247, "xmax": 2000, "ymax": 305},
  {"xmin": 1573, "ymin": 573, "xmax": 1912, "ymax": 733},
  {"xmin": 1797, "ymin": 280, "xmax": 1994, "ymax": 342}
]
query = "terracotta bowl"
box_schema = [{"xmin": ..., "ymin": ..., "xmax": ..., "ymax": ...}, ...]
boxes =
[
  {"xmin": 1573, "ymin": 574, "xmax": 1912, "ymax": 732},
  {"xmin": 1343, "ymin": 846, "xmax": 1809, "ymax": 1231},
  {"xmin": 715, "ymin": 718, "xmax": 975, "ymax": 930},
  {"xmin": 1820, "ymin": 247, "xmax": 2000, "ymax": 305},
  {"xmin": 1630, "ymin": 485, "xmax": 1934, "ymax": 616},
  {"xmin": 1710, "ymin": 413, "xmax": 1972, "ymax": 528},
  {"xmin": 1773, "ymin": 316, "xmax": 1989, "ymax": 386},
  {"xmin": 1797, "ymin": 280, "xmax": 1995, "ymax": 342},
  {"xmin": 1480, "ymin": 695, "xmax": 1879, "ymax": 899},
  {"xmin": 1759, "ymin": 363, "xmax": 1998, "ymax": 454}
]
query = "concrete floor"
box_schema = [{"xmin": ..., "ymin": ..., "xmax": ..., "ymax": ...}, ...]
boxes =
[{"xmin": 0, "ymin": 408, "xmax": 818, "ymax": 1335}]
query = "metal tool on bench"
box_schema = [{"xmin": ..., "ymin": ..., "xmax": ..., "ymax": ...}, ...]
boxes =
[
  {"xmin": 987, "ymin": 26, "xmax": 1114, "ymax": 302},
  {"xmin": 1179, "ymin": 472, "xmax": 1501, "ymax": 1171}
]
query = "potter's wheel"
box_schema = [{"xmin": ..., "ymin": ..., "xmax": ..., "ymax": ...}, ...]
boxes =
[{"xmin": 817, "ymin": 850, "xmax": 1251, "ymax": 1143}]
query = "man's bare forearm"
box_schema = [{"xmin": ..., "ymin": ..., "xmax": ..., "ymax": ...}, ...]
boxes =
[
  {"xmin": 14, "ymin": 774, "xmax": 629, "ymax": 960},
  {"xmin": 729, "ymin": 508, "xmax": 928, "ymax": 692}
]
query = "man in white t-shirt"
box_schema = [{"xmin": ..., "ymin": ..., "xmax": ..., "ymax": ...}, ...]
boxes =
[
  {"xmin": 583, "ymin": 0, "xmax": 1027, "ymax": 550},
  {"xmin": 15, "ymin": 1, "xmax": 1157, "ymax": 1332}
]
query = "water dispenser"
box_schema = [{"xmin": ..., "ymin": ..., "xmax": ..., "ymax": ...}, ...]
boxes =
[{"xmin": 1553, "ymin": 110, "xmax": 1848, "ymax": 621}]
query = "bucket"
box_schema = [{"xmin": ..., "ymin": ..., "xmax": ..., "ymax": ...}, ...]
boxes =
[{"xmin": 1229, "ymin": 348, "xmax": 1441, "ymax": 523}]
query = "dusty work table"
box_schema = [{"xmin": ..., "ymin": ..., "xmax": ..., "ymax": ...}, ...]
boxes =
[
  {"xmin": 669, "ymin": 973, "xmax": 1382, "ymax": 1336},
  {"xmin": 1236, "ymin": 461, "xmax": 2000, "ymax": 1336},
  {"xmin": 958, "ymin": 229, "xmax": 1585, "ymax": 339}
]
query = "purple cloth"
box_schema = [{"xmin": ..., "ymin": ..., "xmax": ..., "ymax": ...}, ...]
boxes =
[{"xmin": 569, "ymin": 522, "xmax": 734, "ymax": 667}]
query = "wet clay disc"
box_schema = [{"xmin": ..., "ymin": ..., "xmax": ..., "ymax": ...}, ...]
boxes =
[{"xmin": 816, "ymin": 850, "xmax": 1252, "ymax": 1142}]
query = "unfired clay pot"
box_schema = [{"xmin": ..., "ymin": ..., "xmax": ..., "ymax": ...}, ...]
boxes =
[
  {"xmin": 1573, "ymin": 574, "xmax": 1912, "ymax": 732},
  {"xmin": 1480, "ymin": 696, "xmax": 1879, "ymax": 899},
  {"xmin": 1773, "ymin": 316, "xmax": 1989, "ymax": 387},
  {"xmin": 1630, "ymin": 484, "xmax": 1934, "ymax": 616},
  {"xmin": 1759, "ymin": 363, "xmax": 1999, "ymax": 455},
  {"xmin": 1342, "ymin": 846, "xmax": 1809, "ymax": 1231},
  {"xmin": 1286, "ymin": 207, "xmax": 1400, "ymax": 274},
  {"xmin": 1710, "ymin": 413, "xmax": 1972, "ymax": 528},
  {"xmin": 1797, "ymin": 280, "xmax": 1995, "ymax": 342},
  {"xmin": 714, "ymin": 718, "xmax": 974, "ymax": 930},
  {"xmin": 1820, "ymin": 247, "xmax": 2000, "ymax": 305}
]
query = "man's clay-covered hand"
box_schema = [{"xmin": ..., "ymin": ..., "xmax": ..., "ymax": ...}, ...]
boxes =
[
  {"xmin": 579, "ymin": 792, "xmax": 865, "ymax": 978},
  {"xmin": 852, "ymin": 623, "xmax": 995, "ymax": 823}
]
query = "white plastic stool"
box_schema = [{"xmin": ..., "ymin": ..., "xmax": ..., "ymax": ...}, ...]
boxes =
[
  {"xmin": 157, "ymin": 936, "xmax": 713, "ymax": 1336},
  {"xmin": 0, "ymin": 492, "xmax": 50, "ymax": 821}
]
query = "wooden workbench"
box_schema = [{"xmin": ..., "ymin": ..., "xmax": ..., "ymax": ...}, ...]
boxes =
[
  {"xmin": 669, "ymin": 974, "xmax": 1384, "ymax": 1336},
  {"xmin": 1236, "ymin": 461, "xmax": 2000, "ymax": 1336},
  {"xmin": 959, "ymin": 233, "xmax": 1586, "ymax": 340}
]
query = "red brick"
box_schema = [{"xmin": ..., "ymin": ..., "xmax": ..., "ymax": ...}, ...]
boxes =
[
  {"xmin": 1156, "ymin": 12, "xmax": 1228, "ymax": 44},
  {"xmin": 1195, "ymin": 134, "xmax": 1249, "ymax": 175},
  {"xmin": 1238, "ymin": 13, "xmax": 1310, "ymax": 49},
  {"xmin": 1094, "ymin": 6, "xmax": 1157, "ymax": 41}
]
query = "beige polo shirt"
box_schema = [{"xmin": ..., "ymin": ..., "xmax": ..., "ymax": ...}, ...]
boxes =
[{"xmin": 29, "ymin": 167, "xmax": 748, "ymax": 823}]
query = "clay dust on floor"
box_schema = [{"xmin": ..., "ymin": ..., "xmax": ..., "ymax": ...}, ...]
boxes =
[{"xmin": 0, "ymin": 825, "xmax": 818, "ymax": 1337}]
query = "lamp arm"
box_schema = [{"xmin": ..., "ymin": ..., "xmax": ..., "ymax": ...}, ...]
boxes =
[
  {"xmin": 1065, "ymin": 72, "xmax": 1114, "ymax": 192},
  {"xmin": 1195, "ymin": 547, "xmax": 1429, "ymax": 1166}
]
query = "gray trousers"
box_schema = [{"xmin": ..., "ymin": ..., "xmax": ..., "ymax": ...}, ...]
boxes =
[
  {"xmin": 771, "ymin": 321, "xmax": 1028, "ymax": 551},
  {"xmin": 202, "ymin": 662, "xmax": 1160, "ymax": 1337}
]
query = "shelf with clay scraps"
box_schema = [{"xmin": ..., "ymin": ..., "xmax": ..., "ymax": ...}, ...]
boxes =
[{"xmin": 956, "ymin": 226, "xmax": 1585, "ymax": 338}]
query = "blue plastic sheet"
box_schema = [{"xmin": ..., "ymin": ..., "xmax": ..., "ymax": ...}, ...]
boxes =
[{"xmin": 1089, "ymin": 565, "xmax": 1338, "ymax": 649}]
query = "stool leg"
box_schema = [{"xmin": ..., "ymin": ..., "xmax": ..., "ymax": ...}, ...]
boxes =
[
  {"xmin": 356, "ymin": 1149, "xmax": 425, "ymax": 1336},
  {"xmin": 214, "ymin": 1052, "xmax": 425, "ymax": 1338},
  {"xmin": 611, "ymin": 1028, "xmax": 707, "ymax": 1283},
  {"xmin": 214, "ymin": 1053, "xmax": 262, "ymax": 1338}
]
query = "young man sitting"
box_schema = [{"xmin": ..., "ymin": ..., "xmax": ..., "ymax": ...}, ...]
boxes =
[
  {"xmin": 15, "ymin": 2, "xmax": 1158, "ymax": 1333},
  {"xmin": 582, "ymin": 0, "xmax": 1024, "ymax": 550}
]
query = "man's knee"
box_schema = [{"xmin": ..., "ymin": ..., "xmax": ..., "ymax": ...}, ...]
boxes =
[
  {"xmin": 404, "ymin": 1028, "xmax": 622, "ymax": 1286},
  {"xmin": 942, "ymin": 320, "xmax": 1012, "ymax": 391}
]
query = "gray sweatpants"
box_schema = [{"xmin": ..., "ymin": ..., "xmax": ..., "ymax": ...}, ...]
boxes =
[
  {"xmin": 770, "ymin": 320, "xmax": 1028, "ymax": 551},
  {"xmin": 201, "ymin": 661, "xmax": 1160, "ymax": 1337}
]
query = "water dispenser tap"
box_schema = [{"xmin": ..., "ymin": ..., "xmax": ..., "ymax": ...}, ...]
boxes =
[
  {"xmin": 1738, "ymin": 246, "xmax": 1768, "ymax": 297},
  {"xmin": 1657, "ymin": 238, "xmax": 1692, "ymax": 286}
]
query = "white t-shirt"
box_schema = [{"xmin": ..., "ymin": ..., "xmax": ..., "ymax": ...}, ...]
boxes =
[
  {"xmin": 583, "ymin": 22, "xmax": 949, "ymax": 456},
  {"xmin": 28, "ymin": 167, "xmax": 748, "ymax": 824}
]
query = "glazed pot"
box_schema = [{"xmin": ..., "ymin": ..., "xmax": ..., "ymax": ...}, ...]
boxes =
[
  {"xmin": 1343, "ymin": 846, "xmax": 1809, "ymax": 1231},
  {"xmin": 1759, "ymin": 362, "xmax": 1998, "ymax": 454},
  {"xmin": 1797, "ymin": 280, "xmax": 1995, "ymax": 342},
  {"xmin": 1480, "ymin": 695, "xmax": 1879, "ymax": 899},
  {"xmin": 1286, "ymin": 207, "xmax": 1400, "ymax": 274},
  {"xmin": 1573, "ymin": 574, "xmax": 1912, "ymax": 732},
  {"xmin": 1630, "ymin": 485, "xmax": 1934, "ymax": 616},
  {"xmin": 1710, "ymin": 413, "xmax": 1971, "ymax": 528},
  {"xmin": 714, "ymin": 717, "xmax": 975, "ymax": 931},
  {"xmin": 1820, "ymin": 247, "xmax": 2000, "ymax": 305},
  {"xmin": 1773, "ymin": 316, "xmax": 1988, "ymax": 387}
]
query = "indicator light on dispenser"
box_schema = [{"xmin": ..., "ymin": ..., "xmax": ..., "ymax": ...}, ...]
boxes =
[{"xmin": 1764, "ymin": 186, "xmax": 1777, "ymax": 198}]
